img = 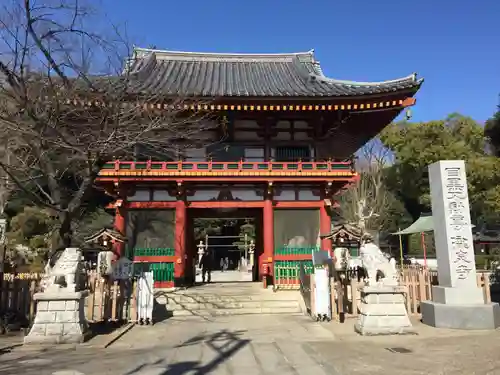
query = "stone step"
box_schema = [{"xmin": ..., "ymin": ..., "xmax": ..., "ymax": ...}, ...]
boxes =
[
  {"xmin": 154, "ymin": 283, "xmax": 302, "ymax": 317},
  {"xmin": 156, "ymin": 292, "xmax": 300, "ymax": 304},
  {"xmin": 170, "ymin": 306, "xmax": 302, "ymax": 316},
  {"xmin": 165, "ymin": 299, "xmax": 300, "ymax": 311}
]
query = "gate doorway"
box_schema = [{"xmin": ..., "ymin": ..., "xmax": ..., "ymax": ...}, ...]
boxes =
[{"xmin": 186, "ymin": 208, "xmax": 263, "ymax": 284}]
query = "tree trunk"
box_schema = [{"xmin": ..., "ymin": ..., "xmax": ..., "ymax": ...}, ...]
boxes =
[{"xmin": 48, "ymin": 211, "xmax": 73, "ymax": 267}]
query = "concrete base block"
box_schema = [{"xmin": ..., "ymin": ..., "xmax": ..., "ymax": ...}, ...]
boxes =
[
  {"xmin": 354, "ymin": 322, "xmax": 416, "ymax": 336},
  {"xmin": 354, "ymin": 286, "xmax": 415, "ymax": 336},
  {"xmin": 421, "ymin": 301, "xmax": 500, "ymax": 330},
  {"xmin": 24, "ymin": 290, "xmax": 90, "ymax": 345},
  {"xmin": 432, "ymin": 285, "xmax": 484, "ymax": 305}
]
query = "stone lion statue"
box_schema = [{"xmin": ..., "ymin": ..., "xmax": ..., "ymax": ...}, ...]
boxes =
[
  {"xmin": 359, "ymin": 238, "xmax": 398, "ymax": 286},
  {"xmin": 287, "ymin": 236, "xmax": 307, "ymax": 247},
  {"xmin": 40, "ymin": 248, "xmax": 87, "ymax": 293}
]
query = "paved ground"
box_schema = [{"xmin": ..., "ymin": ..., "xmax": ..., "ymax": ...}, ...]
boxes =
[
  {"xmin": 0, "ymin": 314, "xmax": 337, "ymax": 375},
  {"xmin": 2, "ymin": 315, "xmax": 500, "ymax": 375},
  {"xmin": 313, "ymin": 317, "xmax": 500, "ymax": 375}
]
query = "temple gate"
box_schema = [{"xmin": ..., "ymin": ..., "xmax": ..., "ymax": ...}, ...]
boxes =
[{"xmin": 96, "ymin": 47, "xmax": 422, "ymax": 288}]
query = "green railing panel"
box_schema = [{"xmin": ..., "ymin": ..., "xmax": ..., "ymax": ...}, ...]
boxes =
[
  {"xmin": 133, "ymin": 262, "xmax": 174, "ymax": 281},
  {"xmin": 332, "ymin": 164, "xmax": 351, "ymax": 170},
  {"xmin": 118, "ymin": 164, "xmax": 131, "ymax": 170},
  {"xmin": 274, "ymin": 247, "xmax": 320, "ymax": 255},
  {"xmin": 133, "ymin": 248, "xmax": 175, "ymax": 256},
  {"xmin": 274, "ymin": 260, "xmax": 314, "ymax": 280},
  {"xmin": 102, "ymin": 163, "xmax": 114, "ymax": 169}
]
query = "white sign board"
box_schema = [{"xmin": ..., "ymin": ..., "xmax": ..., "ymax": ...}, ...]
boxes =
[
  {"xmin": 313, "ymin": 267, "xmax": 331, "ymax": 319},
  {"xmin": 112, "ymin": 257, "xmax": 134, "ymax": 280},
  {"xmin": 429, "ymin": 160, "xmax": 477, "ymax": 288},
  {"xmin": 137, "ymin": 271, "xmax": 154, "ymax": 323}
]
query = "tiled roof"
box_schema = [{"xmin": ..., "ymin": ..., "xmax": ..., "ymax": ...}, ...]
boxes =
[{"xmin": 122, "ymin": 48, "xmax": 423, "ymax": 98}]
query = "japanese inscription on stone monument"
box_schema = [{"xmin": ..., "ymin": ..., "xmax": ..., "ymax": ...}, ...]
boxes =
[{"xmin": 444, "ymin": 166, "xmax": 473, "ymax": 280}]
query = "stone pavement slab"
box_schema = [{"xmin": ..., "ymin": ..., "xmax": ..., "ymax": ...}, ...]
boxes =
[{"xmin": 0, "ymin": 314, "xmax": 338, "ymax": 375}]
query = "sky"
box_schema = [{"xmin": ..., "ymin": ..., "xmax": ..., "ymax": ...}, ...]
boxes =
[{"xmin": 103, "ymin": 0, "xmax": 500, "ymax": 123}]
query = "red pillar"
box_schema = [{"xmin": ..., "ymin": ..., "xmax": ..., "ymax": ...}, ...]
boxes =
[
  {"xmin": 320, "ymin": 205, "xmax": 332, "ymax": 254},
  {"xmin": 174, "ymin": 199, "xmax": 187, "ymax": 286},
  {"xmin": 263, "ymin": 198, "xmax": 274, "ymax": 283},
  {"xmin": 113, "ymin": 205, "xmax": 126, "ymax": 258}
]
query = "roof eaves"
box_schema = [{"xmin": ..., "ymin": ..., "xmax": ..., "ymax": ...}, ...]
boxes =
[{"xmin": 310, "ymin": 71, "xmax": 423, "ymax": 88}]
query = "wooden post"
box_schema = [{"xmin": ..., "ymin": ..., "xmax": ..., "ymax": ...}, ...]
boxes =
[
  {"xmin": 174, "ymin": 198, "xmax": 187, "ymax": 286},
  {"xmin": 418, "ymin": 268, "xmax": 426, "ymax": 304},
  {"xmin": 330, "ymin": 278, "xmax": 337, "ymax": 320},
  {"xmin": 319, "ymin": 204, "xmax": 332, "ymax": 254},
  {"xmin": 111, "ymin": 281, "xmax": 118, "ymax": 321},
  {"xmin": 310, "ymin": 276, "xmax": 316, "ymax": 317},
  {"xmin": 336, "ymin": 280, "xmax": 344, "ymax": 321},
  {"xmin": 263, "ymin": 197, "xmax": 274, "ymax": 269},
  {"xmin": 113, "ymin": 205, "xmax": 126, "ymax": 258},
  {"xmin": 350, "ymin": 277, "xmax": 359, "ymax": 317},
  {"xmin": 130, "ymin": 279, "xmax": 138, "ymax": 321}
]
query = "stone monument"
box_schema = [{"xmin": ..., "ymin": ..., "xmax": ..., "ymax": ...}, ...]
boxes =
[
  {"xmin": 354, "ymin": 238, "xmax": 414, "ymax": 335},
  {"xmin": 421, "ymin": 160, "xmax": 500, "ymax": 329},
  {"xmin": 24, "ymin": 248, "xmax": 90, "ymax": 345}
]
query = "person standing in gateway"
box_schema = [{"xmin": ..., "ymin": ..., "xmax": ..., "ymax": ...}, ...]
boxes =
[{"xmin": 200, "ymin": 248, "xmax": 212, "ymax": 283}]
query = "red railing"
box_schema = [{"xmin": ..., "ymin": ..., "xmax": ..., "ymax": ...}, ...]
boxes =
[{"xmin": 100, "ymin": 160, "xmax": 354, "ymax": 174}]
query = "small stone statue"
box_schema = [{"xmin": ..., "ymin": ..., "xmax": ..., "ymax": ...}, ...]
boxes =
[{"xmin": 359, "ymin": 237, "xmax": 398, "ymax": 286}]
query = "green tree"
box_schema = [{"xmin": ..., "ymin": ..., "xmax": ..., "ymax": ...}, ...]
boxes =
[
  {"xmin": 5, "ymin": 206, "xmax": 58, "ymax": 271},
  {"xmin": 380, "ymin": 114, "xmax": 500, "ymax": 223},
  {"xmin": 193, "ymin": 219, "xmax": 224, "ymax": 242},
  {"xmin": 485, "ymin": 104, "xmax": 500, "ymax": 156}
]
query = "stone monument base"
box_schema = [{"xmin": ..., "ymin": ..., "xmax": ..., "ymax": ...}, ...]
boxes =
[
  {"xmin": 421, "ymin": 300, "xmax": 500, "ymax": 330},
  {"xmin": 354, "ymin": 285, "xmax": 415, "ymax": 336},
  {"xmin": 24, "ymin": 290, "xmax": 90, "ymax": 345}
]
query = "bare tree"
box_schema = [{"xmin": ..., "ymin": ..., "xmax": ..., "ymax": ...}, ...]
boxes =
[
  {"xmin": 337, "ymin": 138, "xmax": 392, "ymax": 240},
  {"xmin": 0, "ymin": 1, "xmax": 219, "ymax": 264}
]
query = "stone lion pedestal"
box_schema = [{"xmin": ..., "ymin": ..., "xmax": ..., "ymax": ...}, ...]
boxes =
[
  {"xmin": 24, "ymin": 290, "xmax": 90, "ymax": 344},
  {"xmin": 24, "ymin": 248, "xmax": 91, "ymax": 345},
  {"xmin": 354, "ymin": 285, "xmax": 415, "ymax": 336}
]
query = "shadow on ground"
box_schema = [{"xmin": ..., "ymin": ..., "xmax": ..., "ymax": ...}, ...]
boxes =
[
  {"xmin": 124, "ymin": 329, "xmax": 250, "ymax": 375},
  {"xmin": 87, "ymin": 321, "xmax": 127, "ymax": 341},
  {"xmin": 152, "ymin": 299, "xmax": 173, "ymax": 324}
]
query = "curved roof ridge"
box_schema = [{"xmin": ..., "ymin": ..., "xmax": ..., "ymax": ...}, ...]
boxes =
[
  {"xmin": 133, "ymin": 47, "xmax": 315, "ymax": 62},
  {"xmin": 311, "ymin": 71, "xmax": 423, "ymax": 87}
]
